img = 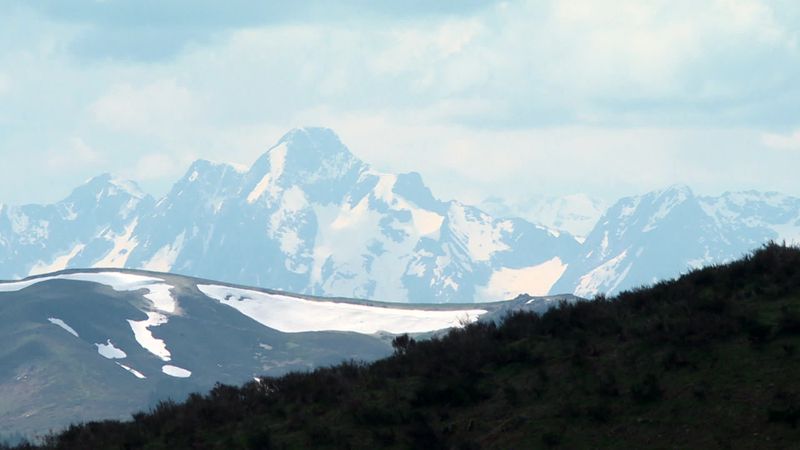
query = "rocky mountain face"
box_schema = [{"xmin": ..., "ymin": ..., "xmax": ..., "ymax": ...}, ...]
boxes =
[{"xmin": 1, "ymin": 128, "xmax": 798, "ymax": 300}]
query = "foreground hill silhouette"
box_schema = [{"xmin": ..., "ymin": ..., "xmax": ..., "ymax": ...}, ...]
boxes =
[{"xmin": 10, "ymin": 244, "xmax": 800, "ymax": 449}]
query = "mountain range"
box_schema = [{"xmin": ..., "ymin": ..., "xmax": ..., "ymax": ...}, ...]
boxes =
[{"xmin": 1, "ymin": 127, "xmax": 799, "ymax": 302}]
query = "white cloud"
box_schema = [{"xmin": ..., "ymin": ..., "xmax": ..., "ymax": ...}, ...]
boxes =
[
  {"xmin": 45, "ymin": 137, "xmax": 105, "ymax": 170},
  {"xmin": 90, "ymin": 79, "xmax": 199, "ymax": 135},
  {"xmin": 126, "ymin": 153, "xmax": 193, "ymax": 182},
  {"xmin": 762, "ymin": 130, "xmax": 800, "ymax": 150},
  {"xmin": 314, "ymin": 110, "xmax": 792, "ymax": 202},
  {"xmin": 371, "ymin": 18, "xmax": 484, "ymax": 74}
]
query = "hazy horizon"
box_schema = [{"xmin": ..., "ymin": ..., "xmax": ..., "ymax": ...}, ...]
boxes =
[{"xmin": 0, "ymin": 127, "xmax": 792, "ymax": 207}]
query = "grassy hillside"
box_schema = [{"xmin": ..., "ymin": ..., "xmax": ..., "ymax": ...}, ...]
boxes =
[{"xmin": 10, "ymin": 244, "xmax": 800, "ymax": 449}]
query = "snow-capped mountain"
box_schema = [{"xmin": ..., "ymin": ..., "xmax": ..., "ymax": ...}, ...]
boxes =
[
  {"xmin": 0, "ymin": 128, "xmax": 580, "ymax": 303},
  {"xmin": 0, "ymin": 174, "xmax": 154, "ymax": 277},
  {"xmin": 480, "ymin": 194, "xmax": 606, "ymax": 241},
  {"xmin": 0, "ymin": 268, "xmax": 572, "ymax": 436},
  {"xmin": 552, "ymin": 185, "xmax": 800, "ymax": 297},
  {"xmin": 1, "ymin": 128, "xmax": 798, "ymax": 302}
]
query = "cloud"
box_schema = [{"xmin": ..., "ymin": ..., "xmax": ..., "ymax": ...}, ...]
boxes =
[
  {"xmin": 125, "ymin": 153, "xmax": 192, "ymax": 182},
  {"xmin": 762, "ymin": 130, "xmax": 800, "ymax": 150},
  {"xmin": 222, "ymin": 0, "xmax": 800, "ymax": 128},
  {"xmin": 306, "ymin": 108, "xmax": 800, "ymax": 203},
  {"xmin": 8, "ymin": 0, "xmax": 495, "ymax": 61},
  {"xmin": 90, "ymin": 79, "xmax": 199, "ymax": 135},
  {"xmin": 2, "ymin": 0, "xmax": 800, "ymax": 205},
  {"xmin": 45, "ymin": 137, "xmax": 105, "ymax": 171}
]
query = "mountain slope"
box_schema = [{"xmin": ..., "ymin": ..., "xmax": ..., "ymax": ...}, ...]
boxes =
[
  {"xmin": 21, "ymin": 244, "xmax": 800, "ymax": 449},
  {"xmin": 0, "ymin": 268, "xmax": 571, "ymax": 437}
]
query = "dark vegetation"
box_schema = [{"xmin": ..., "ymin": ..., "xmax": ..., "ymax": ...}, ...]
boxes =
[
  {"xmin": 8, "ymin": 243, "xmax": 800, "ymax": 449},
  {"xmin": 0, "ymin": 434, "xmax": 27, "ymax": 448}
]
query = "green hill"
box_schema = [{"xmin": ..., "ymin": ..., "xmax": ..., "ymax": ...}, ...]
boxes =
[{"xmin": 11, "ymin": 244, "xmax": 800, "ymax": 449}]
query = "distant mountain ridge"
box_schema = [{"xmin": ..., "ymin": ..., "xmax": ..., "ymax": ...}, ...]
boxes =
[
  {"xmin": 553, "ymin": 186, "xmax": 800, "ymax": 297},
  {"xmin": 480, "ymin": 193, "xmax": 606, "ymax": 241},
  {"xmin": 1, "ymin": 127, "xmax": 799, "ymax": 301}
]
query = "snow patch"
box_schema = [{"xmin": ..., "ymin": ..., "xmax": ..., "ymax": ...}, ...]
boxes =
[
  {"xmin": 268, "ymin": 186, "xmax": 309, "ymax": 256},
  {"xmin": 537, "ymin": 225, "xmax": 560, "ymax": 238},
  {"xmin": 575, "ymin": 250, "xmax": 631, "ymax": 297},
  {"xmin": 95, "ymin": 339, "xmax": 127, "ymax": 359},
  {"xmin": 373, "ymin": 173, "xmax": 397, "ymax": 201},
  {"xmin": 93, "ymin": 219, "xmax": 139, "ymax": 268},
  {"xmin": 1, "ymin": 272, "xmax": 177, "ymax": 314},
  {"xmin": 447, "ymin": 203, "xmax": 510, "ymax": 262},
  {"xmin": 29, "ymin": 243, "xmax": 86, "ymax": 276},
  {"xmin": 619, "ymin": 197, "xmax": 641, "ymax": 219},
  {"xmin": 108, "ymin": 177, "xmax": 146, "ymax": 200},
  {"xmin": 410, "ymin": 208, "xmax": 444, "ymax": 237},
  {"xmin": 247, "ymin": 143, "xmax": 288, "ymax": 203},
  {"xmin": 642, "ymin": 189, "xmax": 689, "ymax": 232},
  {"xmin": 279, "ymin": 230, "xmax": 303, "ymax": 255},
  {"xmin": 162, "ymin": 364, "xmax": 192, "ymax": 378},
  {"xmin": 600, "ymin": 231, "xmax": 610, "ymax": 257},
  {"xmin": 198, "ymin": 284, "xmax": 487, "ymax": 334},
  {"xmin": 371, "ymin": 172, "xmax": 443, "ymax": 237},
  {"xmin": 47, "ymin": 317, "xmax": 79, "ymax": 338},
  {"xmin": 687, "ymin": 247, "xmax": 715, "ymax": 270},
  {"xmin": 140, "ymin": 231, "xmax": 185, "ymax": 273},
  {"xmin": 479, "ymin": 257, "xmax": 568, "ymax": 300},
  {"xmin": 281, "ymin": 185, "xmax": 308, "ymax": 212},
  {"xmin": 331, "ymin": 196, "xmax": 371, "ymax": 230},
  {"xmin": 128, "ymin": 312, "xmax": 171, "ymax": 361},
  {"xmin": 772, "ymin": 222, "xmax": 800, "ymax": 245},
  {"xmin": 116, "ymin": 362, "xmax": 146, "ymax": 379}
]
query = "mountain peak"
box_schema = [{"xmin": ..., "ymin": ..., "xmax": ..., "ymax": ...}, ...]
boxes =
[
  {"xmin": 655, "ymin": 184, "xmax": 694, "ymax": 199},
  {"xmin": 272, "ymin": 127, "xmax": 362, "ymax": 171},
  {"xmin": 245, "ymin": 126, "xmax": 367, "ymax": 204},
  {"xmin": 77, "ymin": 174, "xmax": 146, "ymax": 200},
  {"xmin": 278, "ymin": 127, "xmax": 342, "ymax": 145},
  {"xmin": 182, "ymin": 159, "xmax": 247, "ymax": 183},
  {"xmin": 274, "ymin": 126, "xmax": 353, "ymax": 156}
]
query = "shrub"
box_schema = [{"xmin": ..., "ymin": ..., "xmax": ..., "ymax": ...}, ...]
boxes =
[
  {"xmin": 392, "ymin": 334, "xmax": 415, "ymax": 355},
  {"xmin": 778, "ymin": 306, "xmax": 800, "ymax": 335},
  {"xmin": 631, "ymin": 374, "xmax": 662, "ymax": 404},
  {"xmin": 741, "ymin": 317, "xmax": 772, "ymax": 344},
  {"xmin": 541, "ymin": 431, "xmax": 562, "ymax": 447}
]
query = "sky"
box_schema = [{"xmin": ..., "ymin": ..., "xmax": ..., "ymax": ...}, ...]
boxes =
[{"xmin": 1, "ymin": 0, "xmax": 799, "ymax": 206}]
